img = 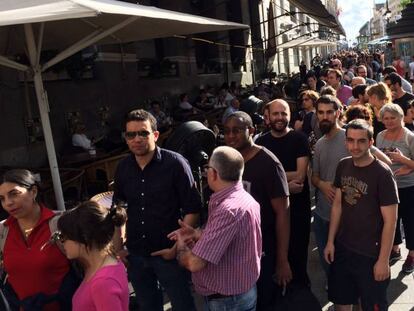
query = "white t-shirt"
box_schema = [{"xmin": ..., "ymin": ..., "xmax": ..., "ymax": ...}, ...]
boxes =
[
  {"xmin": 72, "ymin": 133, "xmax": 91, "ymax": 150},
  {"xmin": 179, "ymin": 101, "xmax": 193, "ymax": 110}
]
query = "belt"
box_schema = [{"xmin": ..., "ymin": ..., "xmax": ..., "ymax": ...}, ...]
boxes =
[{"xmin": 206, "ymin": 293, "xmax": 232, "ymax": 301}]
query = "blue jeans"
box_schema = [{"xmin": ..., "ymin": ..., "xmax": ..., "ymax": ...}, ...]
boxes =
[
  {"xmin": 313, "ymin": 213, "xmax": 330, "ymax": 278},
  {"xmin": 127, "ymin": 253, "xmax": 196, "ymax": 311},
  {"xmin": 204, "ymin": 286, "xmax": 257, "ymax": 311}
]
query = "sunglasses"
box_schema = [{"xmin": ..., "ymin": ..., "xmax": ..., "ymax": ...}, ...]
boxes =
[
  {"xmin": 124, "ymin": 130, "xmax": 152, "ymax": 140},
  {"xmin": 40, "ymin": 231, "xmax": 66, "ymax": 251}
]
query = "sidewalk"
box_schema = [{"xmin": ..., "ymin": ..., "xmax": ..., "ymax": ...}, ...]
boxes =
[
  {"xmin": 155, "ymin": 221, "xmax": 414, "ymax": 311},
  {"xmin": 309, "ymin": 230, "xmax": 414, "ymax": 311}
]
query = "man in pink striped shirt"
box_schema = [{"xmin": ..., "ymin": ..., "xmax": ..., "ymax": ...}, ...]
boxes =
[{"xmin": 169, "ymin": 146, "xmax": 262, "ymax": 311}]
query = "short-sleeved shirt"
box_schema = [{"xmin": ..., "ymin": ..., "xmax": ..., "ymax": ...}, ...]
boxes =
[
  {"xmin": 313, "ymin": 129, "xmax": 349, "ymax": 220},
  {"xmin": 376, "ymin": 127, "xmax": 414, "ymax": 188},
  {"xmin": 192, "ymin": 182, "xmax": 262, "ymax": 296},
  {"xmin": 113, "ymin": 148, "xmax": 202, "ymax": 255},
  {"xmin": 393, "ymin": 92, "xmax": 414, "ymax": 112},
  {"xmin": 72, "ymin": 262, "xmax": 129, "ymax": 311},
  {"xmin": 334, "ymin": 157, "xmax": 399, "ymax": 258},
  {"xmin": 4, "ymin": 206, "xmax": 70, "ymax": 310},
  {"xmin": 256, "ymin": 130, "xmax": 311, "ymax": 216},
  {"xmin": 242, "ymin": 147, "xmax": 289, "ymax": 252}
]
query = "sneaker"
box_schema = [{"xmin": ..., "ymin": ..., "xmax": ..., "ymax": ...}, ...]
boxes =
[
  {"xmin": 389, "ymin": 249, "xmax": 401, "ymax": 265},
  {"xmin": 402, "ymin": 255, "xmax": 414, "ymax": 274}
]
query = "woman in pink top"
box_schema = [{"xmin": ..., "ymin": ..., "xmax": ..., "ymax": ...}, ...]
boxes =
[{"xmin": 56, "ymin": 201, "xmax": 129, "ymax": 311}]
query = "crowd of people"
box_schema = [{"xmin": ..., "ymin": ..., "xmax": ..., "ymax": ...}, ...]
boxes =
[{"xmin": 0, "ymin": 48, "xmax": 413, "ymax": 311}]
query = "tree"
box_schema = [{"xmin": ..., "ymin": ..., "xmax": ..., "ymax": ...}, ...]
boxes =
[{"xmin": 400, "ymin": 0, "xmax": 412, "ymax": 9}]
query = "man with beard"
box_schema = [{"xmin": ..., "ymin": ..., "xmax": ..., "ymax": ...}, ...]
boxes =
[
  {"xmin": 311, "ymin": 95, "xmax": 348, "ymax": 280},
  {"xmin": 223, "ymin": 111, "xmax": 291, "ymax": 310},
  {"xmin": 256, "ymin": 99, "xmax": 311, "ymax": 288},
  {"xmin": 113, "ymin": 109, "xmax": 201, "ymax": 311}
]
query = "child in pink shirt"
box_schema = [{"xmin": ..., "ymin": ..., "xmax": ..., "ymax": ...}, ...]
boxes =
[{"xmin": 56, "ymin": 201, "xmax": 129, "ymax": 310}]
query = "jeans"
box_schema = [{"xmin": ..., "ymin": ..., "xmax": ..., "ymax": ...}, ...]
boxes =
[
  {"xmin": 313, "ymin": 213, "xmax": 330, "ymax": 278},
  {"xmin": 127, "ymin": 253, "xmax": 196, "ymax": 311},
  {"xmin": 204, "ymin": 286, "xmax": 257, "ymax": 311}
]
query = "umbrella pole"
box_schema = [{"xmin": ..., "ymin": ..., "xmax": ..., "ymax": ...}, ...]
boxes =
[
  {"xmin": 32, "ymin": 71, "xmax": 65, "ymax": 211},
  {"xmin": 24, "ymin": 24, "xmax": 65, "ymax": 211}
]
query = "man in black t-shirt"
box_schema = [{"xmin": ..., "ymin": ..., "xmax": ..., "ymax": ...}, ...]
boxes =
[
  {"xmin": 223, "ymin": 111, "xmax": 291, "ymax": 310},
  {"xmin": 256, "ymin": 99, "xmax": 311, "ymax": 287},
  {"xmin": 324, "ymin": 119, "xmax": 399, "ymax": 311},
  {"xmin": 384, "ymin": 72, "xmax": 414, "ymax": 113}
]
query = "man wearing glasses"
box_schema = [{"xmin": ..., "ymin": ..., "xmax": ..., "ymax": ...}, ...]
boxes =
[
  {"xmin": 113, "ymin": 109, "xmax": 201, "ymax": 311},
  {"xmin": 169, "ymin": 146, "xmax": 262, "ymax": 311},
  {"xmin": 356, "ymin": 65, "xmax": 376, "ymax": 85}
]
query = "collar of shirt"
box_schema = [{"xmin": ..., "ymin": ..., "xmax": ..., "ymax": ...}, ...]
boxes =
[
  {"xmin": 130, "ymin": 146, "xmax": 163, "ymax": 167},
  {"xmin": 5, "ymin": 204, "xmax": 55, "ymax": 229},
  {"xmin": 209, "ymin": 181, "xmax": 243, "ymax": 211}
]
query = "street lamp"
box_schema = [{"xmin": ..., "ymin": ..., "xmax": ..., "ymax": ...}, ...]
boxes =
[{"xmin": 384, "ymin": 0, "xmax": 392, "ymax": 22}]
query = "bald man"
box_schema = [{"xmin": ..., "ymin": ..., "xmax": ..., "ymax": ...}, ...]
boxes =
[{"xmin": 256, "ymin": 99, "xmax": 312, "ymax": 288}]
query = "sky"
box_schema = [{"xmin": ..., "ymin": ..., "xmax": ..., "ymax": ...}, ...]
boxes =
[{"xmin": 337, "ymin": 0, "xmax": 386, "ymax": 42}]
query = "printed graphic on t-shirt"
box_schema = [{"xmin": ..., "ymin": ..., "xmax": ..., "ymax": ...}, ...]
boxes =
[{"xmin": 341, "ymin": 175, "xmax": 368, "ymax": 205}]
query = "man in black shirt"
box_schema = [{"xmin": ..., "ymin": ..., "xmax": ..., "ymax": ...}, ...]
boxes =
[
  {"xmin": 113, "ymin": 109, "xmax": 201, "ymax": 311},
  {"xmin": 324, "ymin": 119, "xmax": 398, "ymax": 310},
  {"xmin": 256, "ymin": 99, "xmax": 311, "ymax": 287},
  {"xmin": 223, "ymin": 111, "xmax": 291, "ymax": 310},
  {"xmin": 384, "ymin": 72, "xmax": 414, "ymax": 113}
]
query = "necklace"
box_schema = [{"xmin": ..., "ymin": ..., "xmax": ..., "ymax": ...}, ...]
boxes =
[
  {"xmin": 85, "ymin": 255, "xmax": 109, "ymax": 281},
  {"xmin": 384, "ymin": 127, "xmax": 403, "ymax": 152}
]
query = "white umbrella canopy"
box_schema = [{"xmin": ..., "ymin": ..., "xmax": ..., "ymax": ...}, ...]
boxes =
[{"xmin": 0, "ymin": 0, "xmax": 249, "ymax": 210}]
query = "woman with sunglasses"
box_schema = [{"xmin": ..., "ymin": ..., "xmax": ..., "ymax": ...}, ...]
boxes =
[
  {"xmin": 0, "ymin": 169, "xmax": 74, "ymax": 310},
  {"xmin": 57, "ymin": 201, "xmax": 129, "ymax": 311}
]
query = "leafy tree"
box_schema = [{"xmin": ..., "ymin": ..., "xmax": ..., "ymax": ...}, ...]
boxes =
[{"xmin": 400, "ymin": 0, "xmax": 412, "ymax": 9}]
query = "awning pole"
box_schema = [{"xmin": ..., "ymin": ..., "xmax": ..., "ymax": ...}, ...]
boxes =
[
  {"xmin": 0, "ymin": 55, "xmax": 29, "ymax": 71},
  {"xmin": 24, "ymin": 23, "xmax": 65, "ymax": 211}
]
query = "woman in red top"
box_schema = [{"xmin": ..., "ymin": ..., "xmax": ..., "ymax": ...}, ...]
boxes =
[{"xmin": 0, "ymin": 169, "xmax": 75, "ymax": 310}]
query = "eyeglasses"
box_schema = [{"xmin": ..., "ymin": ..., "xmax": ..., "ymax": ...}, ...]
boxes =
[
  {"xmin": 124, "ymin": 130, "xmax": 152, "ymax": 140},
  {"xmin": 223, "ymin": 127, "xmax": 247, "ymax": 135}
]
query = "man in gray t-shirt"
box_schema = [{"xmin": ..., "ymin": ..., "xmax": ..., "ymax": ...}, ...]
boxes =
[{"xmin": 311, "ymin": 96, "xmax": 347, "ymax": 276}]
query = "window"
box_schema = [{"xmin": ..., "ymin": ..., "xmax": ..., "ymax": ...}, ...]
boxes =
[{"xmin": 294, "ymin": 48, "xmax": 300, "ymax": 66}]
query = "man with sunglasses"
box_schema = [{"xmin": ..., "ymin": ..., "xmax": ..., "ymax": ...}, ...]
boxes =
[
  {"xmin": 113, "ymin": 109, "xmax": 201, "ymax": 311},
  {"xmin": 223, "ymin": 111, "xmax": 290, "ymax": 310}
]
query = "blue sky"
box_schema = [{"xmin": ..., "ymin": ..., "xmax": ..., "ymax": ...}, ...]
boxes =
[{"xmin": 338, "ymin": 0, "xmax": 386, "ymax": 41}]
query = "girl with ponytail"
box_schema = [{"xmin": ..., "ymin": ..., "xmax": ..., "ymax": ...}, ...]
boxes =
[{"xmin": 57, "ymin": 201, "xmax": 128, "ymax": 310}]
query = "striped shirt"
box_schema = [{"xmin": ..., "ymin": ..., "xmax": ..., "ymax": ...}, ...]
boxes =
[{"xmin": 192, "ymin": 182, "xmax": 262, "ymax": 296}]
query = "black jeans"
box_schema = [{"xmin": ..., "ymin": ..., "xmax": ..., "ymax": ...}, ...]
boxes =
[{"xmin": 394, "ymin": 185, "xmax": 414, "ymax": 250}]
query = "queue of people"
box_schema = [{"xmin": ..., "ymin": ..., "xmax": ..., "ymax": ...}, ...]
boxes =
[{"xmin": 0, "ymin": 48, "xmax": 413, "ymax": 311}]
